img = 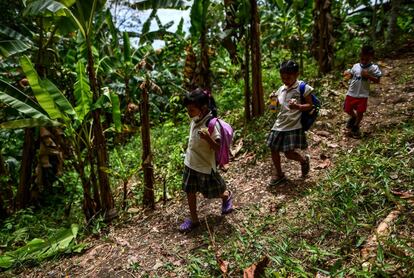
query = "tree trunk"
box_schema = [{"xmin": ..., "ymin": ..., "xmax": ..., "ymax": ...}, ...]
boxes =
[
  {"xmin": 0, "ymin": 152, "xmax": 9, "ymax": 219},
  {"xmin": 312, "ymin": 0, "xmax": 334, "ymax": 74},
  {"xmin": 250, "ymin": 0, "xmax": 264, "ymax": 117},
  {"xmin": 140, "ymin": 82, "xmax": 155, "ymax": 209},
  {"xmin": 200, "ymin": 16, "xmax": 211, "ymax": 91},
  {"xmin": 243, "ymin": 33, "xmax": 252, "ymax": 123},
  {"xmin": 385, "ymin": 0, "xmax": 402, "ymax": 49},
  {"xmin": 371, "ymin": 0, "xmax": 378, "ymax": 43},
  {"xmin": 86, "ymin": 38, "xmax": 116, "ymax": 221},
  {"xmin": 15, "ymin": 128, "xmax": 35, "ymax": 209}
]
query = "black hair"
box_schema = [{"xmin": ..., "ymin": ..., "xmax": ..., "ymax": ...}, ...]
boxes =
[
  {"xmin": 279, "ymin": 60, "xmax": 299, "ymax": 74},
  {"xmin": 361, "ymin": 45, "xmax": 375, "ymax": 56},
  {"xmin": 183, "ymin": 88, "xmax": 218, "ymax": 117}
]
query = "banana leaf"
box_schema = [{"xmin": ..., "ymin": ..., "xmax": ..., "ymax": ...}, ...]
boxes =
[
  {"xmin": 74, "ymin": 61, "xmax": 92, "ymax": 122},
  {"xmin": 20, "ymin": 56, "xmax": 64, "ymax": 120},
  {"xmin": 0, "ymin": 118, "xmax": 61, "ymax": 129},
  {"xmin": 0, "ymin": 79, "xmax": 49, "ymax": 120}
]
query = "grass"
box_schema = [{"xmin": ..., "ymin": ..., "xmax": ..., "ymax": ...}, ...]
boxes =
[{"xmin": 184, "ymin": 119, "xmax": 414, "ymax": 277}]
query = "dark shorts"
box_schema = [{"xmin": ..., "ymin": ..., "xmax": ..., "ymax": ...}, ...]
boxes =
[
  {"xmin": 267, "ymin": 129, "xmax": 308, "ymax": 152},
  {"xmin": 182, "ymin": 166, "xmax": 226, "ymax": 198},
  {"xmin": 344, "ymin": 95, "xmax": 368, "ymax": 114}
]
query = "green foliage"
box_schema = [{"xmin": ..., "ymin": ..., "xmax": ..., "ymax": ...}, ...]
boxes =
[{"xmin": 0, "ymin": 224, "xmax": 83, "ymax": 269}]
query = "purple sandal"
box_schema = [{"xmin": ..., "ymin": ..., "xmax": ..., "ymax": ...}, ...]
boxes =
[
  {"xmin": 222, "ymin": 191, "xmax": 234, "ymax": 215},
  {"xmin": 179, "ymin": 218, "xmax": 200, "ymax": 233}
]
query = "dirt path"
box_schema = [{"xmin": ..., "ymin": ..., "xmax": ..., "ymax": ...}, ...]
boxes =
[{"xmin": 17, "ymin": 51, "xmax": 414, "ymax": 278}]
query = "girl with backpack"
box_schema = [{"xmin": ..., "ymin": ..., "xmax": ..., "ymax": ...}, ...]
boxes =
[
  {"xmin": 267, "ymin": 60, "xmax": 313, "ymax": 186},
  {"xmin": 179, "ymin": 88, "xmax": 233, "ymax": 232}
]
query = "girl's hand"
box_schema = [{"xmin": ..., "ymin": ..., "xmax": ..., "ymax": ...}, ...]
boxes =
[{"xmin": 198, "ymin": 128, "xmax": 210, "ymax": 141}]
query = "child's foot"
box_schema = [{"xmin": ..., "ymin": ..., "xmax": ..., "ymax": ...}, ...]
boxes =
[
  {"xmin": 301, "ymin": 155, "xmax": 310, "ymax": 177},
  {"xmin": 178, "ymin": 218, "xmax": 200, "ymax": 233},
  {"xmin": 346, "ymin": 117, "xmax": 356, "ymax": 129},
  {"xmin": 269, "ymin": 175, "xmax": 287, "ymax": 186},
  {"xmin": 351, "ymin": 126, "xmax": 361, "ymax": 138},
  {"xmin": 222, "ymin": 191, "xmax": 233, "ymax": 215}
]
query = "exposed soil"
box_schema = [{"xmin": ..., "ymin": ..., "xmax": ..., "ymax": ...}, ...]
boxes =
[{"xmin": 9, "ymin": 51, "xmax": 414, "ymax": 278}]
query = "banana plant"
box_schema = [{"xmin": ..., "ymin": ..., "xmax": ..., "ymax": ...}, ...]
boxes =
[{"xmin": 23, "ymin": 0, "xmax": 118, "ymax": 220}]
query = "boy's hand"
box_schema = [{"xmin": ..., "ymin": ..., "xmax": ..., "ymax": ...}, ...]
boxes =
[
  {"xmin": 288, "ymin": 99, "xmax": 299, "ymax": 110},
  {"xmin": 343, "ymin": 70, "xmax": 352, "ymax": 80},
  {"xmin": 361, "ymin": 69, "xmax": 370, "ymax": 78}
]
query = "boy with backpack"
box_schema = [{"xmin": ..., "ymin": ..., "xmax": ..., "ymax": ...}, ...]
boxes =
[
  {"xmin": 267, "ymin": 60, "xmax": 314, "ymax": 186},
  {"xmin": 343, "ymin": 45, "xmax": 382, "ymax": 138}
]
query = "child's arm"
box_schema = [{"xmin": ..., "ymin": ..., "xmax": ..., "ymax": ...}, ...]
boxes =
[
  {"xmin": 199, "ymin": 130, "xmax": 220, "ymax": 151},
  {"xmin": 343, "ymin": 70, "xmax": 352, "ymax": 80},
  {"xmin": 361, "ymin": 69, "xmax": 380, "ymax": 83},
  {"xmin": 288, "ymin": 94, "xmax": 313, "ymax": 111}
]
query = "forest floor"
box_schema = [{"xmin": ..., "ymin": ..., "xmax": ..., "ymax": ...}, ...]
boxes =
[{"xmin": 12, "ymin": 49, "xmax": 414, "ymax": 277}]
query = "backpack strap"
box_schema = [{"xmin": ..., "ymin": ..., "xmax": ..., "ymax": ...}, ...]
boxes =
[
  {"xmin": 207, "ymin": 117, "xmax": 218, "ymax": 134},
  {"xmin": 299, "ymin": 81, "xmax": 306, "ymax": 97}
]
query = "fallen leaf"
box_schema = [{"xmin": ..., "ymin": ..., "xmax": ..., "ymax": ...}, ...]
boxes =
[
  {"xmin": 231, "ymin": 139, "xmax": 244, "ymax": 157},
  {"xmin": 216, "ymin": 256, "xmax": 229, "ymax": 276},
  {"xmin": 315, "ymin": 159, "xmax": 332, "ymax": 169},
  {"xmin": 315, "ymin": 130, "xmax": 330, "ymax": 137},
  {"xmin": 243, "ymin": 256, "xmax": 269, "ymax": 278},
  {"xmin": 327, "ymin": 143, "xmax": 339, "ymax": 148}
]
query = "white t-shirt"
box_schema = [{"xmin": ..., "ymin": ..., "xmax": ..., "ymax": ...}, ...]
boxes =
[
  {"xmin": 184, "ymin": 113, "xmax": 221, "ymax": 174},
  {"xmin": 272, "ymin": 80, "xmax": 313, "ymax": 131},
  {"xmin": 346, "ymin": 63, "xmax": 382, "ymax": 98}
]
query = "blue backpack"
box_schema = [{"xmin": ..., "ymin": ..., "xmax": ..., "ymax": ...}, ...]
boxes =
[{"xmin": 299, "ymin": 81, "xmax": 321, "ymax": 131}]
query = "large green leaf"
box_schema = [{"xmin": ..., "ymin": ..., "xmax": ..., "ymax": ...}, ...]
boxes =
[
  {"xmin": 110, "ymin": 92, "xmax": 121, "ymax": 133},
  {"xmin": 0, "ymin": 79, "xmax": 49, "ymax": 120},
  {"xmin": 123, "ymin": 32, "xmax": 131, "ymax": 64},
  {"xmin": 105, "ymin": 9, "xmax": 118, "ymax": 48},
  {"xmin": 189, "ymin": 0, "xmax": 209, "ymax": 38},
  {"xmin": 0, "ymin": 40, "xmax": 32, "ymax": 58},
  {"xmin": 0, "ymin": 224, "xmax": 81, "ymax": 269},
  {"xmin": 74, "ymin": 61, "xmax": 92, "ymax": 122},
  {"xmin": 24, "ymin": 0, "xmax": 68, "ymax": 17},
  {"xmin": 40, "ymin": 79, "xmax": 76, "ymax": 117},
  {"xmin": 0, "ymin": 118, "xmax": 60, "ymax": 129},
  {"xmin": 0, "ymin": 26, "xmax": 32, "ymax": 44},
  {"xmin": 20, "ymin": 56, "xmax": 64, "ymax": 120}
]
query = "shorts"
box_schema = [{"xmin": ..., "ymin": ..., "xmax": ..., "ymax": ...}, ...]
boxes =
[
  {"xmin": 344, "ymin": 95, "xmax": 368, "ymax": 114},
  {"xmin": 182, "ymin": 166, "xmax": 226, "ymax": 198},
  {"xmin": 266, "ymin": 129, "xmax": 308, "ymax": 152}
]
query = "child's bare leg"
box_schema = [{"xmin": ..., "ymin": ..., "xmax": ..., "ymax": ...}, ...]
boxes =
[
  {"xmin": 186, "ymin": 192, "xmax": 199, "ymax": 223},
  {"xmin": 271, "ymin": 150, "xmax": 284, "ymax": 177},
  {"xmin": 284, "ymin": 150, "xmax": 305, "ymax": 163},
  {"xmin": 219, "ymin": 190, "xmax": 230, "ymax": 201},
  {"xmin": 355, "ymin": 111, "xmax": 364, "ymax": 128}
]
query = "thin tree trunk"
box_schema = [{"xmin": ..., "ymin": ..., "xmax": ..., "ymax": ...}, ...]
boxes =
[
  {"xmin": 16, "ymin": 128, "xmax": 35, "ymax": 209},
  {"xmin": 371, "ymin": 0, "xmax": 378, "ymax": 43},
  {"xmin": 296, "ymin": 13, "xmax": 304, "ymax": 76},
  {"xmin": 250, "ymin": 0, "xmax": 264, "ymax": 117},
  {"xmin": 140, "ymin": 82, "xmax": 155, "ymax": 209},
  {"xmin": 0, "ymin": 152, "xmax": 9, "ymax": 219},
  {"xmin": 385, "ymin": 0, "xmax": 402, "ymax": 49},
  {"xmin": 200, "ymin": 16, "xmax": 211, "ymax": 91},
  {"xmin": 312, "ymin": 0, "xmax": 334, "ymax": 74},
  {"xmin": 86, "ymin": 38, "xmax": 116, "ymax": 221},
  {"xmin": 243, "ymin": 33, "xmax": 251, "ymax": 123}
]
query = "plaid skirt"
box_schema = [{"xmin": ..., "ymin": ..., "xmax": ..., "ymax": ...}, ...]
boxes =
[
  {"xmin": 182, "ymin": 166, "xmax": 226, "ymax": 198},
  {"xmin": 267, "ymin": 129, "xmax": 308, "ymax": 152}
]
